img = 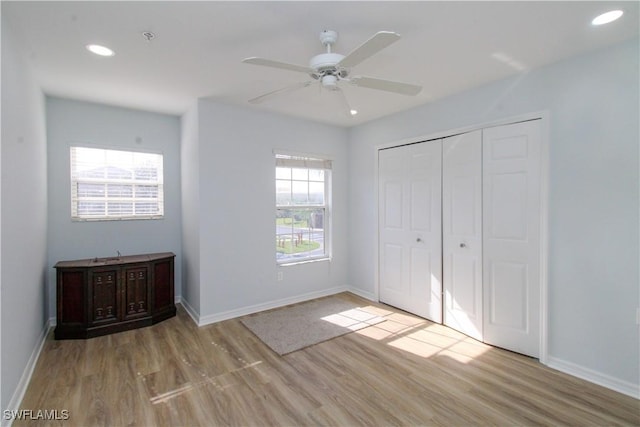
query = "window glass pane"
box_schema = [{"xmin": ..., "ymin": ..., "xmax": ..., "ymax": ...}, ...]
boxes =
[
  {"xmin": 275, "ymin": 207, "xmax": 325, "ymax": 263},
  {"xmin": 310, "ymin": 208, "xmax": 324, "ymax": 230},
  {"xmin": 309, "ymin": 169, "xmax": 324, "ymax": 181},
  {"xmin": 309, "ymin": 182, "xmax": 324, "ymax": 204},
  {"xmin": 275, "ymin": 154, "xmax": 329, "ymax": 263},
  {"xmin": 276, "ymin": 209, "xmax": 294, "ymax": 233},
  {"xmin": 292, "ymin": 181, "xmax": 308, "ymax": 204},
  {"xmin": 276, "ymin": 180, "xmax": 292, "ymax": 205},
  {"xmin": 292, "ymin": 168, "xmax": 308, "ymax": 180},
  {"xmin": 276, "ymin": 167, "xmax": 291, "ymax": 180},
  {"xmin": 310, "ymin": 208, "xmax": 325, "ymax": 253},
  {"xmin": 289, "ymin": 208, "xmax": 308, "ymax": 228},
  {"xmin": 276, "ymin": 209, "xmax": 292, "ymax": 261}
]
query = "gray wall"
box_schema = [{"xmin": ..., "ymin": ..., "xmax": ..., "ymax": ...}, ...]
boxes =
[
  {"xmin": 46, "ymin": 98, "xmax": 182, "ymax": 317},
  {"xmin": 348, "ymin": 38, "xmax": 639, "ymax": 390},
  {"xmin": 1, "ymin": 16, "xmax": 48, "ymax": 410},
  {"xmin": 180, "ymin": 102, "xmax": 201, "ymax": 314},
  {"xmin": 187, "ymin": 100, "xmax": 349, "ymax": 319}
]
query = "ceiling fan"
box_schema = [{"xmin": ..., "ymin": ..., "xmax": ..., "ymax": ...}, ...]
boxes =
[{"xmin": 242, "ymin": 30, "xmax": 422, "ymax": 116}]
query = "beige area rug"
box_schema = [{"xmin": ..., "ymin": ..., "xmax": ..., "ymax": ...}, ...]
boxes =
[{"xmin": 241, "ymin": 295, "xmax": 385, "ymax": 355}]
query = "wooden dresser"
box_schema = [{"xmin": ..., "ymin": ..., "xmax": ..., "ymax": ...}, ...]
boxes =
[{"xmin": 54, "ymin": 252, "xmax": 176, "ymax": 339}]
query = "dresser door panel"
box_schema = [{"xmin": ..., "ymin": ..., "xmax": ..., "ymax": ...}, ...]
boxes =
[
  {"xmin": 123, "ymin": 266, "xmax": 150, "ymax": 320},
  {"xmin": 90, "ymin": 270, "xmax": 118, "ymax": 325}
]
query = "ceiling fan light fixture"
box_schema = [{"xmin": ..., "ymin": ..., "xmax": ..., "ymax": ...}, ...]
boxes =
[
  {"xmin": 591, "ymin": 10, "xmax": 623, "ymax": 25},
  {"xmin": 321, "ymin": 74, "xmax": 339, "ymax": 90},
  {"xmin": 86, "ymin": 44, "xmax": 114, "ymax": 57}
]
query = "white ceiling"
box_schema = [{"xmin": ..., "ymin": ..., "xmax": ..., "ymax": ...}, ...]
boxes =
[{"xmin": 3, "ymin": 1, "xmax": 638, "ymax": 127}]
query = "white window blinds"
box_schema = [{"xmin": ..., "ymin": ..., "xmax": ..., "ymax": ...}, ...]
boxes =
[
  {"xmin": 275, "ymin": 155, "xmax": 332, "ymax": 170},
  {"xmin": 70, "ymin": 146, "xmax": 164, "ymax": 221}
]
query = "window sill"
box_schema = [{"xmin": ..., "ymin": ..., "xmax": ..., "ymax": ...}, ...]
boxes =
[
  {"xmin": 278, "ymin": 257, "xmax": 331, "ymax": 267},
  {"xmin": 72, "ymin": 215, "xmax": 164, "ymax": 222}
]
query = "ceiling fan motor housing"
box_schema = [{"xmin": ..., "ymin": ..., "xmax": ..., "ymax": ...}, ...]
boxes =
[
  {"xmin": 309, "ymin": 52, "xmax": 349, "ymax": 89},
  {"xmin": 309, "ymin": 53, "xmax": 345, "ymax": 72}
]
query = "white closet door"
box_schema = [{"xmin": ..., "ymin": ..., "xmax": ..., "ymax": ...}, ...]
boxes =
[
  {"xmin": 379, "ymin": 141, "xmax": 442, "ymax": 322},
  {"xmin": 443, "ymin": 131, "xmax": 483, "ymax": 341},
  {"xmin": 482, "ymin": 120, "xmax": 541, "ymax": 357}
]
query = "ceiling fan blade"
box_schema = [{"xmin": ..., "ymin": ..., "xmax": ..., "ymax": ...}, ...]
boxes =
[
  {"xmin": 248, "ymin": 81, "xmax": 313, "ymax": 104},
  {"xmin": 242, "ymin": 57, "xmax": 313, "ymax": 74},
  {"xmin": 338, "ymin": 31, "xmax": 401, "ymax": 68},
  {"xmin": 350, "ymin": 75, "xmax": 422, "ymax": 96}
]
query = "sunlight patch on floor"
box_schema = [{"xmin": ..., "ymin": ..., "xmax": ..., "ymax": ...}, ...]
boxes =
[
  {"xmin": 388, "ymin": 336, "xmax": 443, "ymax": 358},
  {"xmin": 387, "ymin": 331, "xmax": 489, "ymax": 363},
  {"xmin": 321, "ymin": 307, "xmax": 385, "ymax": 331},
  {"xmin": 355, "ymin": 325, "xmax": 395, "ymax": 340},
  {"xmin": 352, "ymin": 309, "xmax": 491, "ymax": 364}
]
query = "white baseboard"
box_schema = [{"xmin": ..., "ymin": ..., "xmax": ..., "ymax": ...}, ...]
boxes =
[
  {"xmin": 3, "ymin": 319, "xmax": 54, "ymax": 427},
  {"xmin": 196, "ymin": 286, "xmax": 349, "ymax": 327},
  {"xmin": 346, "ymin": 286, "xmax": 377, "ymax": 302},
  {"xmin": 179, "ymin": 296, "xmax": 200, "ymax": 326},
  {"xmin": 546, "ymin": 356, "xmax": 639, "ymax": 399}
]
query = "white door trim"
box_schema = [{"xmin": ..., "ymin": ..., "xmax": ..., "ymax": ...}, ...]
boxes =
[{"xmin": 374, "ymin": 110, "xmax": 549, "ymax": 364}]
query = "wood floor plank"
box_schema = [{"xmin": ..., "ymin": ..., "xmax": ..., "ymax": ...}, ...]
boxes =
[{"xmin": 14, "ymin": 293, "xmax": 640, "ymax": 426}]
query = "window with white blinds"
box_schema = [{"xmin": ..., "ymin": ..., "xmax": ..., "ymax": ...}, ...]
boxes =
[
  {"xmin": 70, "ymin": 146, "xmax": 164, "ymax": 221},
  {"xmin": 276, "ymin": 153, "xmax": 331, "ymax": 264}
]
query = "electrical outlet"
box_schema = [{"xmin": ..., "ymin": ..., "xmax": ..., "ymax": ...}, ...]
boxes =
[{"xmin": 277, "ymin": 271, "xmax": 283, "ymax": 281}]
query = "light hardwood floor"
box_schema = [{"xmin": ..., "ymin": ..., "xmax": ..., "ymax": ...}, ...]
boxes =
[{"xmin": 16, "ymin": 293, "xmax": 640, "ymax": 426}]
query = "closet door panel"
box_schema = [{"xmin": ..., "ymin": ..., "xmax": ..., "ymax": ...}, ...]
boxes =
[
  {"xmin": 443, "ymin": 131, "xmax": 483, "ymax": 341},
  {"xmin": 483, "ymin": 120, "xmax": 541, "ymax": 358},
  {"xmin": 379, "ymin": 141, "xmax": 442, "ymax": 322}
]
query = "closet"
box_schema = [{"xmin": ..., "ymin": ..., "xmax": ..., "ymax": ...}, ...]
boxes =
[{"xmin": 378, "ymin": 120, "xmax": 542, "ymax": 357}]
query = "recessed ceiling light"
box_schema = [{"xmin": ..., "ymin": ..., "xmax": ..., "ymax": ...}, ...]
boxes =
[
  {"xmin": 86, "ymin": 44, "xmax": 115, "ymax": 57},
  {"xmin": 350, "ymin": 109, "xmax": 358, "ymax": 116},
  {"xmin": 592, "ymin": 10, "xmax": 624, "ymax": 26}
]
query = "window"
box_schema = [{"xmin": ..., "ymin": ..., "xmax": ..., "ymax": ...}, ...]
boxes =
[
  {"xmin": 276, "ymin": 153, "xmax": 331, "ymax": 264},
  {"xmin": 70, "ymin": 146, "xmax": 164, "ymax": 221}
]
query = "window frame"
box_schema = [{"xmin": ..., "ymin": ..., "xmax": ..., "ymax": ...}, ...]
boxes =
[
  {"xmin": 70, "ymin": 146, "xmax": 165, "ymax": 222},
  {"xmin": 275, "ymin": 152, "xmax": 332, "ymax": 266}
]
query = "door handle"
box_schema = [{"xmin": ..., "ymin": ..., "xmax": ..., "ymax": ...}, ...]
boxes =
[
  {"xmin": 416, "ymin": 238, "xmax": 422, "ymax": 243},
  {"xmin": 459, "ymin": 243, "xmax": 466, "ymax": 248}
]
